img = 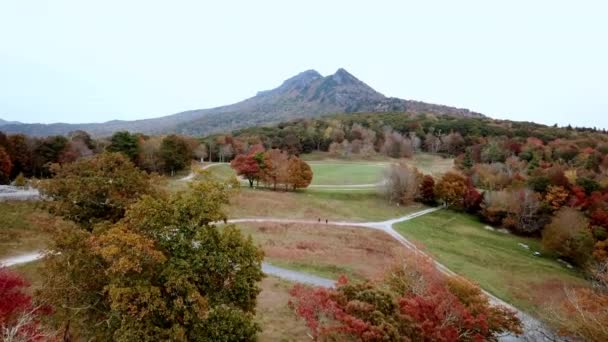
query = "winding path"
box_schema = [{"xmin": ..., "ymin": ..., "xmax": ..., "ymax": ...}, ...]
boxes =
[
  {"xmin": 175, "ymin": 163, "xmax": 556, "ymax": 340},
  {"xmin": 1, "ymin": 207, "xmax": 554, "ymax": 340},
  {"xmin": 226, "ymin": 209, "xmax": 555, "ymax": 341}
]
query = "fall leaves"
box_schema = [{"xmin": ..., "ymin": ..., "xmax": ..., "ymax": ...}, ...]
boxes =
[
  {"xmin": 289, "ymin": 253, "xmax": 522, "ymax": 341},
  {"xmin": 36, "ymin": 153, "xmax": 264, "ymax": 340},
  {"xmin": 231, "ymin": 146, "xmax": 313, "ymax": 191}
]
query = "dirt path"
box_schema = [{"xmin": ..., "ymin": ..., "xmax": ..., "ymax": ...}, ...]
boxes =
[
  {"xmin": 0, "ymin": 185, "xmax": 40, "ymax": 201},
  {"xmin": 0, "ymin": 251, "xmax": 45, "ymax": 267},
  {"xmin": 178, "ymin": 162, "xmax": 221, "ymax": 181}
]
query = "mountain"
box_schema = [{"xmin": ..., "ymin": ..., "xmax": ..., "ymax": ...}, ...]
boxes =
[
  {"xmin": 0, "ymin": 68, "xmax": 483, "ymax": 137},
  {"xmin": 0, "ymin": 119, "xmax": 20, "ymax": 126}
]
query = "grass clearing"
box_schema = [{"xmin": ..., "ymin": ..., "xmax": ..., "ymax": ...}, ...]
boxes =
[
  {"xmin": 256, "ymin": 276, "xmax": 309, "ymax": 341},
  {"xmin": 300, "ymin": 151, "xmax": 392, "ymax": 162},
  {"xmin": 235, "ymin": 222, "xmax": 404, "ymax": 280},
  {"xmin": 229, "ymin": 188, "xmax": 425, "ymax": 222},
  {"xmin": 0, "ymin": 201, "xmax": 60, "ymax": 259},
  {"xmin": 308, "ymin": 163, "xmax": 385, "ymax": 185},
  {"xmin": 394, "ymin": 210, "xmax": 588, "ymax": 320},
  {"xmin": 403, "ymin": 153, "xmax": 454, "ymax": 176}
]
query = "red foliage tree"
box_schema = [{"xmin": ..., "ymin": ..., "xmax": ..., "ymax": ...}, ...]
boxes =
[
  {"xmin": 0, "ymin": 268, "xmax": 52, "ymax": 341},
  {"xmin": 289, "ymin": 255, "xmax": 521, "ymax": 341},
  {"xmin": 230, "ymin": 154, "xmax": 260, "ymax": 187},
  {"xmin": 463, "ymin": 178, "xmax": 483, "ymax": 214},
  {"xmin": 418, "ymin": 175, "xmax": 436, "ymax": 204},
  {"xmin": 570, "ymin": 186, "xmax": 589, "ymax": 209},
  {"xmin": 591, "ymin": 208, "xmax": 608, "ymax": 229}
]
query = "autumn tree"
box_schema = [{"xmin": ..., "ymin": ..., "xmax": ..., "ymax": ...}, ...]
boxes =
[
  {"xmin": 58, "ymin": 139, "xmax": 93, "ymax": 164},
  {"xmin": 0, "ymin": 268, "xmax": 53, "ymax": 341},
  {"xmin": 261, "ymin": 149, "xmax": 289, "ymax": 190},
  {"xmin": 0, "ymin": 146, "xmax": 12, "ymax": 184},
  {"xmin": 418, "ymin": 175, "xmax": 436, "ymax": 204},
  {"xmin": 138, "ymin": 136, "xmax": 163, "ymax": 173},
  {"xmin": 544, "ymin": 185, "xmax": 569, "ymax": 211},
  {"xmin": 107, "ymin": 131, "xmax": 140, "ymax": 163},
  {"xmin": 463, "ymin": 177, "xmax": 483, "ymax": 214},
  {"xmin": 542, "ymin": 207, "xmax": 594, "ymax": 265},
  {"xmin": 381, "ymin": 129, "xmax": 413, "ymax": 158},
  {"xmin": 289, "ymin": 253, "xmax": 521, "ymax": 341},
  {"xmin": 159, "ymin": 134, "xmax": 192, "ymax": 175},
  {"xmin": 231, "ymin": 154, "xmax": 261, "ymax": 188},
  {"xmin": 548, "ymin": 286, "xmax": 608, "ymax": 342},
  {"xmin": 435, "ymin": 171, "xmax": 468, "ymax": 208},
  {"xmin": 6, "ymin": 134, "xmax": 34, "ymax": 178},
  {"xmin": 383, "ymin": 163, "xmax": 422, "ymax": 204},
  {"xmin": 39, "ymin": 152, "xmax": 157, "ymax": 230},
  {"xmin": 286, "ymin": 157, "xmax": 313, "ymax": 190},
  {"xmin": 69, "ymin": 130, "xmax": 95, "ymax": 150},
  {"xmin": 40, "ymin": 170, "xmax": 263, "ymax": 339},
  {"xmin": 32, "ymin": 135, "xmax": 69, "ymax": 177}
]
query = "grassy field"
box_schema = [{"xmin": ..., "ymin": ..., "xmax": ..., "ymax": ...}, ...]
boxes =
[
  {"xmin": 228, "ymin": 188, "xmax": 425, "ymax": 222},
  {"xmin": 204, "ymin": 153, "xmax": 452, "ymax": 186},
  {"xmin": 300, "ymin": 151, "xmax": 392, "ymax": 162},
  {"xmin": 394, "ymin": 210, "xmax": 589, "ymax": 319},
  {"xmin": 308, "ymin": 163, "xmax": 385, "ymax": 185},
  {"xmin": 256, "ymin": 276, "xmax": 309, "ymax": 341},
  {"xmin": 403, "ymin": 153, "xmax": 454, "ymax": 176},
  {"xmin": 205, "ymin": 162, "xmax": 386, "ymax": 186},
  {"xmin": 0, "ymin": 201, "xmax": 59, "ymax": 259},
  {"xmin": 235, "ymin": 222, "xmax": 404, "ymax": 281}
]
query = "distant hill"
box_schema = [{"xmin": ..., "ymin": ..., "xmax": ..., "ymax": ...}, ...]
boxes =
[
  {"xmin": 0, "ymin": 68, "xmax": 483, "ymax": 137},
  {"xmin": 0, "ymin": 118, "xmax": 20, "ymax": 126}
]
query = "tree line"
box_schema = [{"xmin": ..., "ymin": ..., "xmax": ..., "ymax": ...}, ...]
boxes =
[{"xmin": 0, "ymin": 130, "xmax": 208, "ymax": 184}]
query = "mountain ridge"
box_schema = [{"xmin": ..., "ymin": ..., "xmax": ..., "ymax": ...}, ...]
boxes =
[{"xmin": 0, "ymin": 68, "xmax": 483, "ymax": 137}]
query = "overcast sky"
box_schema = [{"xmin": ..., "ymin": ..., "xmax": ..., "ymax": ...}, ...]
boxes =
[{"xmin": 1, "ymin": 0, "xmax": 606, "ymax": 128}]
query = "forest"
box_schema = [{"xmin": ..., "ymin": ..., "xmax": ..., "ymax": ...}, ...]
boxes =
[{"xmin": 2, "ymin": 112, "xmax": 608, "ymax": 340}]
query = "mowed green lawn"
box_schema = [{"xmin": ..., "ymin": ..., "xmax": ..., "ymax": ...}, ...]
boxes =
[
  {"xmin": 308, "ymin": 163, "xmax": 385, "ymax": 185},
  {"xmin": 394, "ymin": 210, "xmax": 588, "ymax": 319},
  {"xmin": 205, "ymin": 162, "xmax": 386, "ymax": 186}
]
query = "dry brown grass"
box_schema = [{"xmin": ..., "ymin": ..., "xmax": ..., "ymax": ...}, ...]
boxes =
[
  {"xmin": 0, "ymin": 201, "xmax": 65, "ymax": 259},
  {"xmin": 237, "ymin": 222, "xmax": 403, "ymax": 280},
  {"xmin": 228, "ymin": 189, "xmax": 424, "ymax": 222},
  {"xmin": 256, "ymin": 276, "xmax": 310, "ymax": 341}
]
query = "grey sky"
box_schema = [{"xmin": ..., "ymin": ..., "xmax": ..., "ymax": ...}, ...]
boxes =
[{"xmin": 1, "ymin": 0, "xmax": 606, "ymax": 128}]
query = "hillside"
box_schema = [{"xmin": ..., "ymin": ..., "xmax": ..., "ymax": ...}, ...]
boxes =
[
  {"xmin": 0, "ymin": 68, "xmax": 483, "ymax": 137},
  {"xmin": 0, "ymin": 118, "xmax": 20, "ymax": 126}
]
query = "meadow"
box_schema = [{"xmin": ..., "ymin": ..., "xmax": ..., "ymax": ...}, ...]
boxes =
[{"xmin": 394, "ymin": 209, "xmax": 589, "ymax": 321}]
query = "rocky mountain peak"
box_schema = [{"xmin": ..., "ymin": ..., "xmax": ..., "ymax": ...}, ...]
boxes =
[
  {"xmin": 330, "ymin": 68, "xmax": 359, "ymax": 85},
  {"xmin": 258, "ymin": 69, "xmax": 322, "ymax": 96}
]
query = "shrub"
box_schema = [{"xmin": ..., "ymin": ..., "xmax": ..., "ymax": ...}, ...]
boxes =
[
  {"xmin": 542, "ymin": 207, "xmax": 594, "ymax": 265},
  {"xmin": 289, "ymin": 255, "xmax": 522, "ymax": 341},
  {"xmin": 382, "ymin": 163, "xmax": 422, "ymax": 204},
  {"xmin": 435, "ymin": 172, "xmax": 468, "ymax": 208},
  {"xmin": 12, "ymin": 172, "xmax": 27, "ymax": 187}
]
